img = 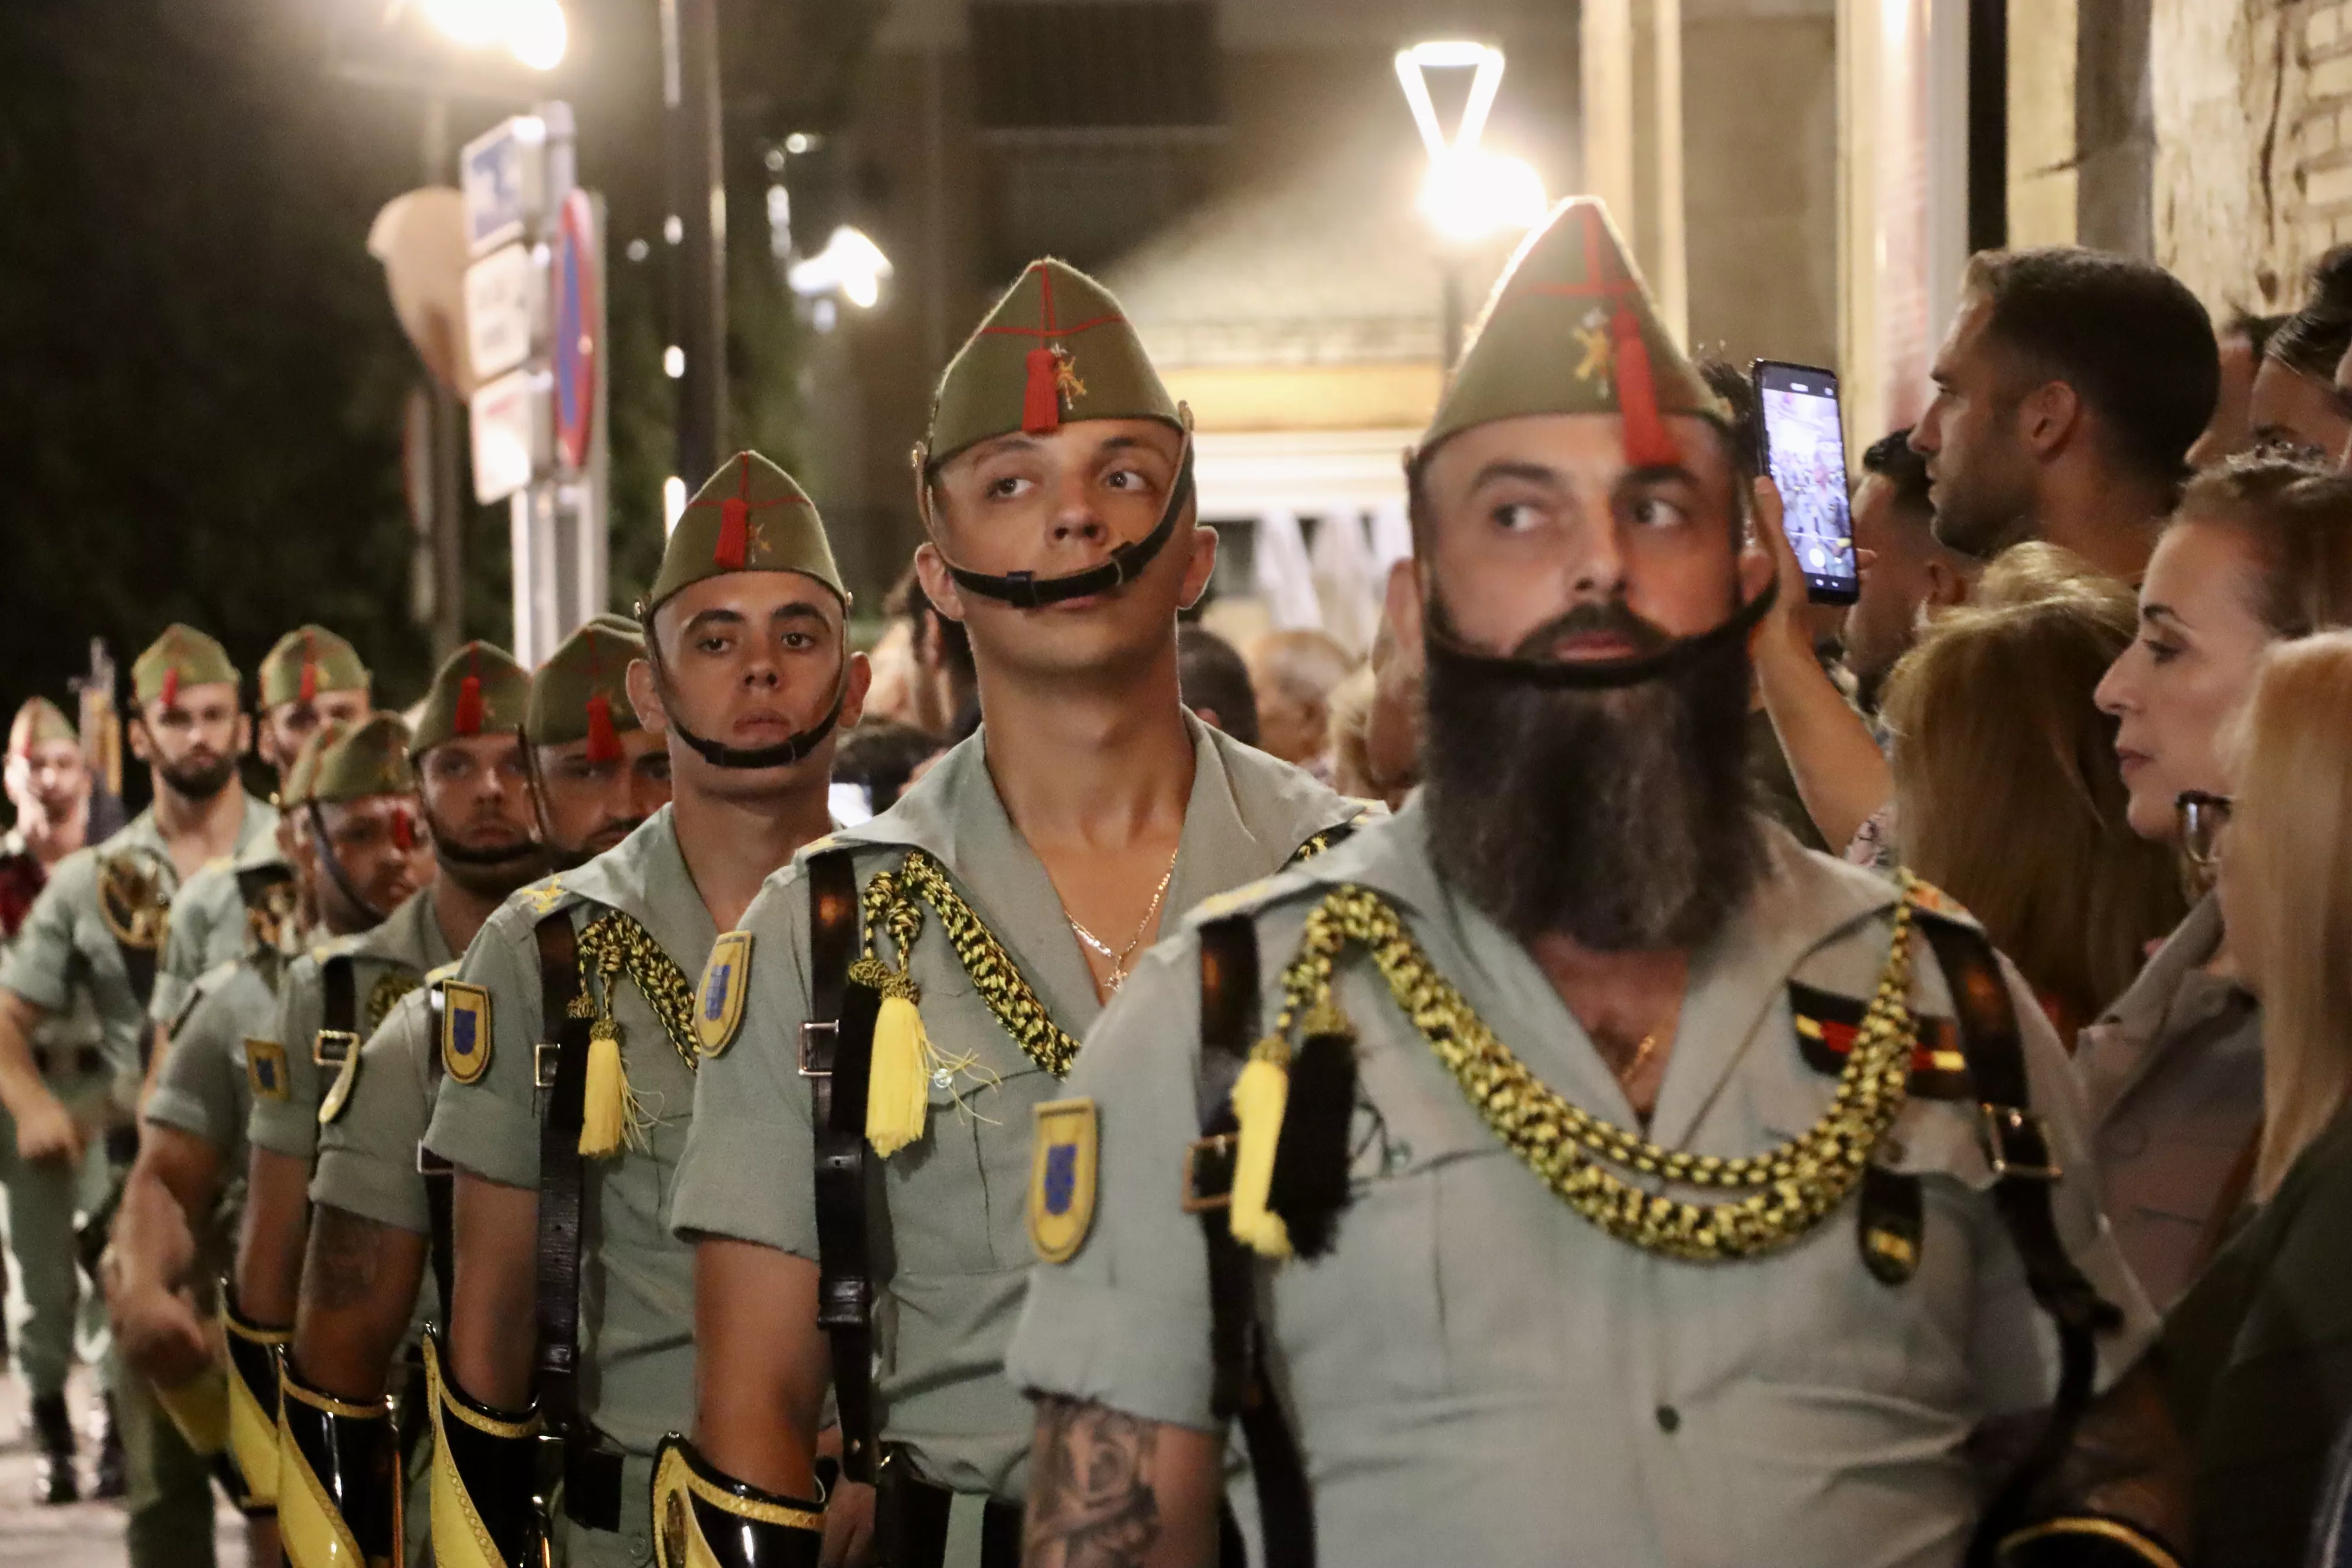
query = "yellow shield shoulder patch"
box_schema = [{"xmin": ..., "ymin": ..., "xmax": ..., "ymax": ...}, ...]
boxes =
[
  {"xmin": 245, "ymin": 1039, "xmax": 289, "ymax": 1102},
  {"xmin": 695, "ymin": 932, "xmax": 753, "ymax": 1058},
  {"xmin": 441, "ymin": 982, "xmax": 493, "ymax": 1084},
  {"xmin": 1028, "ymin": 1098, "xmax": 1099, "ymax": 1265},
  {"xmin": 318, "ymin": 1040, "xmax": 362, "ymax": 1126}
]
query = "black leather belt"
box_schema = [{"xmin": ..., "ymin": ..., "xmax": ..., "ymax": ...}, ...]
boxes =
[
  {"xmin": 555, "ymin": 1431, "xmax": 626, "ymax": 1532},
  {"xmin": 874, "ymin": 1449, "xmax": 1021, "ymax": 1568},
  {"xmin": 531, "ymin": 915, "xmax": 596, "ymax": 1503}
]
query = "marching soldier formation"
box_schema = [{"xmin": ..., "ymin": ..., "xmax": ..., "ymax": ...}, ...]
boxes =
[{"xmin": 0, "ymin": 200, "xmax": 2199, "ymax": 1568}]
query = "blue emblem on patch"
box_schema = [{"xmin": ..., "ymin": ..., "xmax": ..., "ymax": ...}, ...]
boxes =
[
  {"xmin": 256, "ymin": 1058, "xmax": 277, "ymax": 1090},
  {"xmin": 452, "ymin": 1012, "xmax": 477, "ymax": 1057},
  {"xmin": 704, "ymin": 963, "xmax": 731, "ymax": 1022},
  {"xmin": 1043, "ymin": 1143, "xmax": 1079, "ymax": 1216}
]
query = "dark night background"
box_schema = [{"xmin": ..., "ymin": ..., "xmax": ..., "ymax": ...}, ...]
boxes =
[{"xmin": 0, "ymin": 0, "xmax": 883, "ymax": 740}]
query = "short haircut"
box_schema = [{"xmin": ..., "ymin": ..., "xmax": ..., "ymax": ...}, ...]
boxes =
[
  {"xmin": 832, "ymin": 718, "xmax": 943, "ymax": 815},
  {"xmin": 1177, "ymin": 626, "xmax": 1259, "ymax": 746},
  {"xmin": 1963, "ymin": 247, "xmax": 2220, "ymax": 487},
  {"xmin": 1860, "ymin": 427, "xmax": 1932, "ymax": 523},
  {"xmin": 885, "ymin": 561, "xmax": 974, "ymax": 679},
  {"xmin": 2265, "ymin": 245, "xmax": 2352, "ymax": 381}
]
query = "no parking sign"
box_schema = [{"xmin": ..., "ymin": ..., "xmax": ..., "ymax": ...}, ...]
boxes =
[{"xmin": 551, "ymin": 188, "xmax": 600, "ymax": 474}]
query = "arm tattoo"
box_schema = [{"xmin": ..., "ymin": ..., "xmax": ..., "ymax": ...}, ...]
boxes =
[
  {"xmin": 304, "ymin": 1204, "xmax": 388, "ymax": 1312},
  {"xmin": 1025, "ymin": 1397, "xmax": 1164, "ymax": 1568}
]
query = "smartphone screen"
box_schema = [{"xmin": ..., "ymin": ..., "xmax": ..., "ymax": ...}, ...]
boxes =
[{"xmin": 1753, "ymin": 360, "xmax": 1860, "ymax": 605}]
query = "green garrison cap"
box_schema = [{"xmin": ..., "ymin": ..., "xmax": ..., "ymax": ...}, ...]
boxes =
[
  {"xmin": 131, "ymin": 625, "xmax": 239, "ymax": 708},
  {"xmin": 8, "ymin": 697, "xmax": 75, "ymax": 756},
  {"xmin": 257, "ymin": 626, "xmax": 370, "ymax": 709},
  {"xmin": 924, "ymin": 259, "xmax": 1181, "ymax": 471},
  {"xmin": 1422, "ymin": 197, "xmax": 1724, "ymax": 466},
  {"xmin": 646, "ymin": 452, "xmax": 845, "ymax": 613},
  {"xmin": 529, "ymin": 618, "xmax": 644, "ymax": 757},
  {"xmin": 282, "ymin": 723, "xmax": 333, "ymax": 807},
  {"xmin": 409, "ymin": 642, "xmax": 530, "ymax": 756},
  {"xmin": 309, "ymin": 713, "xmax": 415, "ymax": 803}
]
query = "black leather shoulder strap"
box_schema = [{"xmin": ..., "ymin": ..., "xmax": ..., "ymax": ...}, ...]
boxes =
[
  {"xmin": 423, "ymin": 981, "xmax": 455, "ymax": 1331},
  {"xmin": 1916, "ymin": 911, "xmax": 2122, "ymax": 1565},
  {"xmin": 531, "ymin": 913, "xmax": 592, "ymax": 1448},
  {"xmin": 806, "ymin": 850, "xmax": 883, "ymax": 1485},
  {"xmin": 321, "ymin": 953, "xmax": 358, "ymax": 1040},
  {"xmin": 1197, "ymin": 914, "xmax": 1315, "ymax": 1568}
]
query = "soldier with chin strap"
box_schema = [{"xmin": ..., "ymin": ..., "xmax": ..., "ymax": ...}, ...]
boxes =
[
  {"xmin": 279, "ymin": 617, "xmax": 673, "ymax": 1568},
  {"xmin": 423, "ymin": 453, "xmax": 859, "ymax": 1568},
  {"xmin": 664, "ymin": 259, "xmax": 1365, "ymax": 1568},
  {"xmin": 1005, "ymin": 200, "xmax": 2191, "ymax": 1568}
]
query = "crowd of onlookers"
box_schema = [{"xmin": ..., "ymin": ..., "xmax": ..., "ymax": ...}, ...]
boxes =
[{"xmin": 811, "ymin": 237, "xmax": 2352, "ymax": 1565}]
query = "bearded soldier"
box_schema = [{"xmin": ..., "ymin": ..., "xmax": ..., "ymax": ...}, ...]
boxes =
[
  {"xmin": 1005, "ymin": 201, "xmax": 2188, "ymax": 1568},
  {"xmin": 664, "ymin": 261, "xmax": 1363, "ymax": 1568},
  {"xmin": 0, "ymin": 625, "xmax": 279, "ymax": 1561},
  {"xmin": 1, "ymin": 696, "xmax": 102, "ymax": 1502},
  {"xmin": 283, "ymin": 618, "xmax": 665, "ymax": 1568},
  {"xmin": 426, "ymin": 454, "xmax": 856, "ymax": 1568},
  {"xmin": 105, "ymin": 721, "xmax": 388, "ymax": 1566},
  {"xmin": 148, "ymin": 626, "xmax": 371, "ymax": 1041}
]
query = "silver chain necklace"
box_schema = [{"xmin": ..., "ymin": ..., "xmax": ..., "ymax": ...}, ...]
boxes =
[{"xmin": 1066, "ymin": 847, "xmax": 1181, "ymax": 994}]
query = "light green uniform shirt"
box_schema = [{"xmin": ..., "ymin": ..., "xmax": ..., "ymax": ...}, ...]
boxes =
[
  {"xmin": 0, "ymin": 832, "xmax": 107, "ymax": 1099},
  {"xmin": 0, "ymin": 798, "xmax": 274, "ymax": 1087},
  {"xmin": 670, "ymin": 716, "xmax": 1363, "ymax": 1500},
  {"xmin": 423, "ymin": 806, "xmax": 714, "ymax": 1564},
  {"xmin": 1006, "ymin": 802, "xmax": 2159, "ymax": 1568},
  {"xmin": 150, "ymin": 827, "xmax": 289, "ymax": 1031},
  {"xmin": 144, "ymin": 954, "xmax": 279, "ymax": 1283},
  {"xmin": 249, "ymin": 888, "xmax": 451, "ymax": 1164}
]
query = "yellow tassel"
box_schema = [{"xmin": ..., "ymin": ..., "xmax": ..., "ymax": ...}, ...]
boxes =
[
  {"xmin": 1228, "ymin": 1039, "xmax": 1293, "ymax": 1257},
  {"xmin": 578, "ymin": 1021, "xmax": 637, "ymax": 1158},
  {"xmin": 867, "ymin": 992, "xmax": 935, "ymax": 1158}
]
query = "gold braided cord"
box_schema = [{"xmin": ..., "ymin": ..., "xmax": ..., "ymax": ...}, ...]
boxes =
[
  {"xmin": 1276, "ymin": 880, "xmax": 1920, "ymax": 1262},
  {"xmin": 574, "ymin": 913, "xmax": 701, "ymax": 1070},
  {"xmin": 862, "ymin": 852, "xmax": 1081, "ymax": 1077},
  {"xmin": 367, "ymin": 971, "xmax": 419, "ymax": 1035}
]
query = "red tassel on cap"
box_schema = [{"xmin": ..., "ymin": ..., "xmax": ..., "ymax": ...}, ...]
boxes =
[
  {"xmin": 391, "ymin": 810, "xmax": 417, "ymax": 852},
  {"xmin": 453, "ymin": 674, "xmax": 485, "ymax": 736},
  {"xmin": 298, "ymin": 657, "xmax": 318, "ymax": 704},
  {"xmin": 1609, "ymin": 306, "xmax": 1681, "ymax": 469},
  {"xmin": 584, "ymin": 692, "xmax": 622, "ymax": 763},
  {"xmin": 160, "ymin": 668, "xmax": 180, "ymax": 708},
  {"xmin": 714, "ymin": 497, "xmax": 750, "ymax": 570},
  {"xmin": 1022, "ymin": 346, "xmax": 1063, "ymax": 435}
]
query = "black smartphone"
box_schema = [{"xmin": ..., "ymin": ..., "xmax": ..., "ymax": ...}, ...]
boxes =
[{"xmin": 1752, "ymin": 359, "xmax": 1861, "ymax": 606}]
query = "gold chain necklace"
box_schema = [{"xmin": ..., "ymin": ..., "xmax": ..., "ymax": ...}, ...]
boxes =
[
  {"xmin": 1269, "ymin": 878, "xmax": 1920, "ymax": 1262},
  {"xmin": 1063, "ymin": 848, "xmax": 1180, "ymax": 994}
]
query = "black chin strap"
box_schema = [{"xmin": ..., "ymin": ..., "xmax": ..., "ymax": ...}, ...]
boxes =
[
  {"xmin": 923, "ymin": 419, "xmax": 1197, "ymax": 612},
  {"xmin": 1425, "ymin": 577, "xmax": 1778, "ymax": 692},
  {"xmin": 306, "ymin": 802, "xmax": 389, "ymax": 926},
  {"xmin": 662, "ymin": 662, "xmax": 850, "ymax": 773}
]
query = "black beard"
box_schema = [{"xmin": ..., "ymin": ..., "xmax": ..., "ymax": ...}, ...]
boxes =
[
  {"xmin": 423, "ymin": 806, "xmax": 542, "ymax": 895},
  {"xmin": 1421, "ymin": 595, "xmax": 1768, "ymax": 951},
  {"xmin": 161, "ymin": 752, "xmax": 237, "ymax": 801}
]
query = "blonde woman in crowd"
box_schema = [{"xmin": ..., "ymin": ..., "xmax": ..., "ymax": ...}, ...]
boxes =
[
  {"xmin": 1879, "ymin": 545, "xmax": 2186, "ymax": 1045},
  {"xmin": 2160, "ymin": 632, "xmax": 2352, "ymax": 1568},
  {"xmin": 2083, "ymin": 452, "xmax": 2352, "ymax": 1308}
]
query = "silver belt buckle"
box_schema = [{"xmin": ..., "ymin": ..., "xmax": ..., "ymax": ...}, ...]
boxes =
[
  {"xmin": 534, "ymin": 1041, "xmax": 560, "ymax": 1090},
  {"xmin": 798, "ymin": 1020, "xmax": 838, "ymax": 1078}
]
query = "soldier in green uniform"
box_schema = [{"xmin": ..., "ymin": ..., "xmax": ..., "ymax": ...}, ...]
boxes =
[
  {"xmin": 0, "ymin": 625, "xmax": 278, "ymax": 1559},
  {"xmin": 665, "ymin": 260, "xmax": 1363, "ymax": 1568},
  {"xmin": 1004, "ymin": 201, "xmax": 2190, "ymax": 1568},
  {"xmin": 148, "ymin": 625, "xmax": 371, "ymax": 1043},
  {"xmin": 1, "ymin": 695, "xmax": 102, "ymax": 1501},
  {"xmin": 106, "ymin": 726, "xmax": 338, "ymax": 1568},
  {"xmin": 283, "ymin": 618, "xmax": 667, "ymax": 1568},
  {"xmin": 426, "ymin": 453, "xmax": 858, "ymax": 1568}
]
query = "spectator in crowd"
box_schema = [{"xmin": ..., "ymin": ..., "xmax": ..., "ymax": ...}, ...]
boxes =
[
  {"xmin": 1911, "ymin": 247, "xmax": 2220, "ymax": 580},
  {"xmin": 830, "ymin": 718, "xmax": 943, "ymax": 822},
  {"xmin": 2246, "ymin": 247, "xmax": 2352, "ymax": 460},
  {"xmin": 1244, "ymin": 628, "xmax": 1353, "ymax": 778},
  {"xmin": 2160, "ymin": 630, "xmax": 2352, "ymax": 1567},
  {"xmin": 2187, "ymin": 308, "xmax": 2287, "ymax": 469},
  {"xmin": 1331, "ymin": 564, "xmax": 1422, "ymax": 809},
  {"xmin": 1175, "ymin": 624, "xmax": 1259, "ymax": 745},
  {"xmin": 1878, "ymin": 545, "xmax": 2187, "ymax": 1043},
  {"xmin": 1843, "ymin": 429, "xmax": 1980, "ymax": 713},
  {"xmin": 886, "ymin": 561, "xmax": 979, "ymax": 741},
  {"xmin": 2084, "ymin": 452, "xmax": 2352, "ymax": 1308}
]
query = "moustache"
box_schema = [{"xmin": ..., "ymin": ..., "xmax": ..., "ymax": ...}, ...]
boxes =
[{"xmin": 1507, "ymin": 600, "xmax": 1676, "ymax": 661}]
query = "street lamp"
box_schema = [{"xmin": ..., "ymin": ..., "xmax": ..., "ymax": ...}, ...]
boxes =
[
  {"xmin": 789, "ymin": 226, "xmax": 894, "ymax": 320},
  {"xmin": 1394, "ymin": 41, "xmax": 1549, "ymax": 365},
  {"xmin": 416, "ymin": 0, "xmax": 569, "ymax": 71}
]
